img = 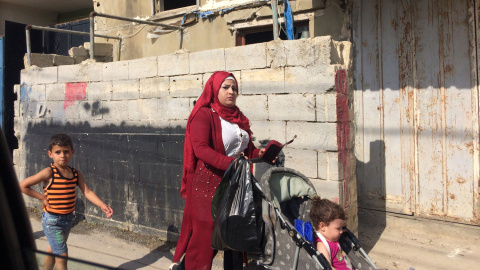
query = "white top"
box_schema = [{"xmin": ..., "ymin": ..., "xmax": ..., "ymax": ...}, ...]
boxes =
[{"xmin": 219, "ymin": 116, "xmax": 250, "ymax": 157}]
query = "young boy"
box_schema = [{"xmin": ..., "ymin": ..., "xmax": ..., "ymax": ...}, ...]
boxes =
[
  {"xmin": 20, "ymin": 134, "xmax": 113, "ymax": 270},
  {"xmin": 309, "ymin": 196, "xmax": 353, "ymax": 270}
]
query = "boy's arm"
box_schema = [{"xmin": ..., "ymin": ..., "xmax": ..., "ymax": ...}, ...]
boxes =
[
  {"xmin": 77, "ymin": 170, "xmax": 113, "ymax": 218},
  {"xmin": 19, "ymin": 167, "xmax": 52, "ymax": 209},
  {"xmin": 316, "ymin": 241, "xmax": 335, "ymax": 270}
]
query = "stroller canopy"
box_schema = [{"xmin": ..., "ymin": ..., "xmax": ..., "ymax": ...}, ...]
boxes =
[{"xmin": 259, "ymin": 167, "xmax": 317, "ymax": 209}]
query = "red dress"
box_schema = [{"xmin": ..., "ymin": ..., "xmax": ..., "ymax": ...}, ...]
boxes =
[{"xmin": 173, "ymin": 107, "xmax": 259, "ymax": 270}]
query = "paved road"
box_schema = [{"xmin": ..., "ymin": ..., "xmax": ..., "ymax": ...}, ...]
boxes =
[
  {"xmin": 29, "ymin": 209, "xmax": 480, "ymax": 270},
  {"xmin": 30, "ymin": 217, "xmax": 225, "ymax": 270}
]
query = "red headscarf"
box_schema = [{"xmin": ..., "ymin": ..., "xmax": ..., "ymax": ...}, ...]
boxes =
[{"xmin": 180, "ymin": 71, "xmax": 251, "ymax": 198}]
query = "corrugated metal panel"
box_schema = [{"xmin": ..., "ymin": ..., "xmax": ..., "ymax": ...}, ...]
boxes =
[{"xmin": 354, "ymin": 0, "xmax": 479, "ymax": 224}]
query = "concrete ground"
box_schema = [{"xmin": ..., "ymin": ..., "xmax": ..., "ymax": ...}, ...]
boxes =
[{"xmin": 29, "ymin": 208, "xmax": 480, "ymax": 270}]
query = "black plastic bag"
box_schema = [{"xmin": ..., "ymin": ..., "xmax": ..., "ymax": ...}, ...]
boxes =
[{"xmin": 211, "ymin": 156, "xmax": 264, "ymax": 253}]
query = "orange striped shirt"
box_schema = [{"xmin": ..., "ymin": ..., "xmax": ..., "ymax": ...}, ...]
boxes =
[{"xmin": 43, "ymin": 163, "xmax": 78, "ymax": 215}]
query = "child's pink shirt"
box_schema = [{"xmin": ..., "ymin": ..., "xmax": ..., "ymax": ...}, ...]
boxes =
[{"xmin": 315, "ymin": 235, "xmax": 353, "ymax": 270}]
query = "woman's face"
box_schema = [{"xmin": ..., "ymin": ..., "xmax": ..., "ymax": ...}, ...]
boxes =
[{"xmin": 217, "ymin": 79, "xmax": 238, "ymax": 107}]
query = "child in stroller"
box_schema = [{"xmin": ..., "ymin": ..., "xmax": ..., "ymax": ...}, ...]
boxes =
[{"xmin": 310, "ymin": 196, "xmax": 353, "ymax": 270}]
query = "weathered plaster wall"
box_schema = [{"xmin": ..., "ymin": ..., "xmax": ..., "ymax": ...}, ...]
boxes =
[
  {"xmin": 14, "ymin": 36, "xmax": 357, "ymax": 237},
  {"xmin": 90, "ymin": 0, "xmax": 348, "ymax": 60}
]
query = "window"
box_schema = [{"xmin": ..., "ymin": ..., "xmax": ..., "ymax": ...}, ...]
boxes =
[
  {"xmin": 236, "ymin": 21, "xmax": 309, "ymax": 46},
  {"xmin": 164, "ymin": 0, "xmax": 197, "ymax": 11}
]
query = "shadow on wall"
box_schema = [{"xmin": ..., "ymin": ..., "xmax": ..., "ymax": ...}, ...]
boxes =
[
  {"xmin": 356, "ymin": 140, "xmax": 386, "ymax": 253},
  {"xmin": 22, "ymin": 120, "xmax": 186, "ymax": 239}
]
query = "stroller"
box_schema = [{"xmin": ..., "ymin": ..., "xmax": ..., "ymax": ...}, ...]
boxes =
[
  {"xmin": 251, "ymin": 165, "xmax": 378, "ymax": 270},
  {"xmin": 212, "ymin": 138, "xmax": 378, "ymax": 270}
]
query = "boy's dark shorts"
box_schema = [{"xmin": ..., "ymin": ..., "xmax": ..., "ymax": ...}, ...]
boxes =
[{"xmin": 42, "ymin": 211, "xmax": 74, "ymax": 255}]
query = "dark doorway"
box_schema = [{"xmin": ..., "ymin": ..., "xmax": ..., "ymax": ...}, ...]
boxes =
[
  {"xmin": 3, "ymin": 21, "xmax": 43, "ymax": 154},
  {"xmin": 44, "ymin": 19, "xmax": 90, "ymax": 55}
]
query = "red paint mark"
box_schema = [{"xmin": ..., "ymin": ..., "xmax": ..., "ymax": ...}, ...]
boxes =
[
  {"xmin": 335, "ymin": 70, "xmax": 349, "ymax": 211},
  {"xmin": 64, "ymin": 82, "xmax": 87, "ymax": 110}
]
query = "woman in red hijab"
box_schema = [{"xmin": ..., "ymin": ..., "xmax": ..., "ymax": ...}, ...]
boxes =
[{"xmin": 171, "ymin": 71, "xmax": 264, "ymax": 270}]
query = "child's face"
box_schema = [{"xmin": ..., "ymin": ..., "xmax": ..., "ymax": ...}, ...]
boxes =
[
  {"xmin": 320, "ymin": 218, "xmax": 345, "ymax": 242},
  {"xmin": 48, "ymin": 145, "xmax": 74, "ymax": 167}
]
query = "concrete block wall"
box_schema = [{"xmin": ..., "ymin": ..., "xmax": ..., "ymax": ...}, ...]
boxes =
[{"xmin": 14, "ymin": 36, "xmax": 357, "ymax": 238}]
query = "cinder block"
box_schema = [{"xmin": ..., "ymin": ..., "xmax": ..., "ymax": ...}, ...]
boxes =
[
  {"xmin": 14, "ymin": 84, "xmax": 21, "ymax": 95},
  {"xmin": 20, "ymin": 101, "xmax": 34, "ymax": 119},
  {"xmin": 58, "ymin": 65, "xmax": 81, "ymax": 82},
  {"xmin": 20, "ymin": 84, "xmax": 46, "ymax": 102},
  {"xmin": 129, "ymin": 57, "xmax": 157, "ymax": 79},
  {"xmin": 46, "ymin": 83, "xmax": 66, "ymax": 101},
  {"xmin": 285, "ymin": 39, "xmax": 315, "ymax": 67},
  {"xmin": 58, "ymin": 63, "xmax": 103, "ymax": 82},
  {"xmin": 168, "ymin": 119, "xmax": 188, "ymax": 131},
  {"xmin": 203, "ymin": 71, "xmax": 241, "ymax": 91},
  {"xmin": 128, "ymin": 99, "xmax": 158, "ymax": 120},
  {"xmin": 225, "ymin": 43, "xmax": 267, "ymax": 71},
  {"xmin": 74, "ymin": 56, "xmax": 89, "ymax": 64},
  {"xmin": 189, "ymin": 48, "xmax": 225, "ymax": 74},
  {"xmin": 268, "ymin": 94, "xmax": 315, "ymax": 121},
  {"xmin": 241, "ymin": 68, "xmax": 284, "ymax": 94},
  {"xmin": 68, "ymin": 46, "xmax": 89, "ymax": 57},
  {"xmin": 140, "ymin": 77, "xmax": 169, "ymax": 99},
  {"xmin": 87, "ymin": 82, "xmax": 112, "ymax": 101},
  {"xmin": 266, "ymin": 40, "xmax": 287, "ymax": 68},
  {"xmin": 103, "ymin": 61, "xmax": 128, "ymax": 81},
  {"xmin": 250, "ymin": 120, "xmax": 286, "ymax": 146},
  {"xmin": 310, "ymin": 178, "xmax": 342, "ymax": 202},
  {"xmin": 332, "ymin": 40, "xmax": 353, "ymax": 66},
  {"xmin": 64, "ymin": 102, "xmax": 81, "ymax": 120},
  {"xmin": 285, "ymin": 65, "xmax": 335, "ymax": 93},
  {"xmin": 53, "ymin": 55, "xmax": 75, "ymax": 66},
  {"xmin": 318, "ymin": 151, "xmax": 341, "ymax": 180},
  {"xmin": 316, "ymin": 92, "xmax": 337, "ymax": 122},
  {"xmin": 283, "ymin": 147, "xmax": 317, "ymax": 178},
  {"xmin": 286, "ymin": 122, "xmax": 337, "ymax": 151},
  {"xmin": 84, "ymin": 42, "xmax": 113, "ymax": 57},
  {"xmin": 102, "ymin": 100, "xmax": 128, "ymax": 121},
  {"xmin": 21, "ymin": 67, "xmax": 58, "ymax": 85},
  {"xmin": 78, "ymin": 101, "xmax": 103, "ymax": 120},
  {"xmin": 24, "ymin": 53, "xmax": 54, "ymax": 68},
  {"xmin": 158, "ymin": 52, "xmax": 189, "ymax": 76},
  {"xmin": 82, "ymin": 61, "xmax": 103, "ymax": 82},
  {"xmin": 111, "ymin": 80, "xmax": 139, "ymax": 100},
  {"xmin": 14, "ymin": 99, "xmax": 20, "ymax": 118},
  {"xmin": 44, "ymin": 100, "xmax": 65, "ymax": 120},
  {"xmin": 165, "ymin": 97, "xmax": 190, "ymax": 120},
  {"xmin": 312, "ymin": 36, "xmax": 333, "ymax": 66},
  {"xmin": 170, "ymin": 75, "xmax": 203, "ymax": 98},
  {"xmin": 235, "ymin": 95, "xmax": 267, "ymax": 121}
]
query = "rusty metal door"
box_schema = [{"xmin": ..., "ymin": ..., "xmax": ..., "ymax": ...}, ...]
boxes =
[{"xmin": 353, "ymin": 0, "xmax": 480, "ymax": 225}]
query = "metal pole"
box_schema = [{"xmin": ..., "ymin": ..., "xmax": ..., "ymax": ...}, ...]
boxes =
[
  {"xmin": 89, "ymin": 13, "xmax": 95, "ymax": 60},
  {"xmin": 179, "ymin": 29, "xmax": 183, "ymax": 50},
  {"xmin": 118, "ymin": 39, "xmax": 122, "ymax": 61},
  {"xmin": 271, "ymin": 0, "xmax": 279, "ymax": 40},
  {"xmin": 28, "ymin": 25, "xmax": 120, "ymax": 40},
  {"xmin": 25, "ymin": 25, "xmax": 32, "ymax": 67},
  {"xmin": 95, "ymin": 12, "xmax": 183, "ymax": 30}
]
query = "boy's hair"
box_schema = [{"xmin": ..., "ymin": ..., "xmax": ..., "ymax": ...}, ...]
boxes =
[
  {"xmin": 309, "ymin": 196, "xmax": 346, "ymax": 229},
  {"xmin": 49, "ymin": 134, "xmax": 73, "ymax": 151}
]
